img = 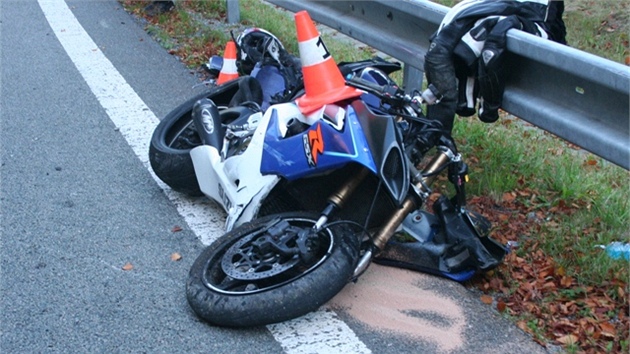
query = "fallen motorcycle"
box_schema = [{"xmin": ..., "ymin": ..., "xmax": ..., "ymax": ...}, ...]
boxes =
[{"xmin": 151, "ymin": 11, "xmax": 507, "ymax": 327}]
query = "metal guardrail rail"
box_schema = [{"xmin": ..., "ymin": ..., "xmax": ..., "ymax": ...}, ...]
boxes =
[{"xmin": 264, "ymin": 0, "xmax": 630, "ymax": 169}]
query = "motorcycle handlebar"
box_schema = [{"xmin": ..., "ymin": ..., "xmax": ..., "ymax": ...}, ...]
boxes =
[
  {"xmin": 347, "ymin": 76, "xmax": 405, "ymax": 103},
  {"xmin": 346, "ymin": 76, "xmax": 424, "ymax": 113},
  {"xmin": 346, "ymin": 76, "xmax": 389, "ymax": 95}
]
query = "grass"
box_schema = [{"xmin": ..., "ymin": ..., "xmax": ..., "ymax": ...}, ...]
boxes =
[
  {"xmin": 564, "ymin": 0, "xmax": 630, "ymax": 64},
  {"xmin": 122, "ymin": 1, "xmax": 230, "ymax": 67},
  {"xmin": 454, "ymin": 116, "xmax": 629, "ymax": 284},
  {"xmin": 122, "ymin": 0, "xmax": 378, "ymax": 68},
  {"xmin": 119, "ymin": 0, "xmax": 629, "ymax": 352}
]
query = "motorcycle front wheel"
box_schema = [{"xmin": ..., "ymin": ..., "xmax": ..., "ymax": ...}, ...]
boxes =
[{"xmin": 186, "ymin": 212, "xmax": 360, "ymax": 327}]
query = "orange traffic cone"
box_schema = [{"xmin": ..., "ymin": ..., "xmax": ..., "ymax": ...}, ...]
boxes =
[
  {"xmin": 294, "ymin": 11, "xmax": 361, "ymax": 115},
  {"xmin": 216, "ymin": 41, "xmax": 239, "ymax": 85}
]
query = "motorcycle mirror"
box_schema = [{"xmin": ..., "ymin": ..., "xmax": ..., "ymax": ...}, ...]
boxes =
[{"xmin": 203, "ymin": 55, "xmax": 224, "ymax": 78}]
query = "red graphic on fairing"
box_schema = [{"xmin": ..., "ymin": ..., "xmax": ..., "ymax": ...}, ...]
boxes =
[{"xmin": 303, "ymin": 123, "xmax": 324, "ymax": 167}]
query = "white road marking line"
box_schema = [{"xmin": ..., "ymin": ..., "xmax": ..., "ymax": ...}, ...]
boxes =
[
  {"xmin": 269, "ymin": 310, "xmax": 370, "ymax": 354},
  {"xmin": 37, "ymin": 1, "xmax": 370, "ymax": 352}
]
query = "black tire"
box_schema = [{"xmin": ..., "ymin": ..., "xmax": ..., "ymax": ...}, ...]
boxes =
[
  {"xmin": 149, "ymin": 80, "xmax": 243, "ymax": 196},
  {"xmin": 186, "ymin": 212, "xmax": 360, "ymax": 327}
]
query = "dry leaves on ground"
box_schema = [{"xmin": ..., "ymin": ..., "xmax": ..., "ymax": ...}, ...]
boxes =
[{"xmin": 469, "ymin": 193, "xmax": 629, "ymax": 353}]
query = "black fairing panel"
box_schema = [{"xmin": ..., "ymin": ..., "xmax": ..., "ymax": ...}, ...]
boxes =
[{"xmin": 351, "ymin": 100, "xmax": 409, "ymax": 205}]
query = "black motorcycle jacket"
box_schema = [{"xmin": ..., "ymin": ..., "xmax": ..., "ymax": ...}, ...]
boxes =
[{"xmin": 424, "ymin": 0, "xmax": 566, "ymax": 131}]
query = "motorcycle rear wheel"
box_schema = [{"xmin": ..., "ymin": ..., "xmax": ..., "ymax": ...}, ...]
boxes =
[
  {"xmin": 149, "ymin": 80, "xmax": 243, "ymax": 196},
  {"xmin": 186, "ymin": 212, "xmax": 360, "ymax": 327}
]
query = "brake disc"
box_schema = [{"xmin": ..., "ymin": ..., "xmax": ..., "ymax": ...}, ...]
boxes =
[{"xmin": 221, "ymin": 230, "xmax": 301, "ymax": 280}]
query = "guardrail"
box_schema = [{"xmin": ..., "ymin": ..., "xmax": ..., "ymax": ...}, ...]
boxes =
[{"xmin": 263, "ymin": 0, "xmax": 629, "ymax": 169}]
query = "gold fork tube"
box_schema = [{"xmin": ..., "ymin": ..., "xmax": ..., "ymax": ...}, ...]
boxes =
[
  {"xmin": 371, "ymin": 197, "xmax": 417, "ymax": 250},
  {"xmin": 370, "ymin": 149, "xmax": 452, "ymax": 251},
  {"xmin": 328, "ymin": 168, "xmax": 369, "ymax": 207},
  {"xmin": 417, "ymin": 150, "xmax": 451, "ymax": 190}
]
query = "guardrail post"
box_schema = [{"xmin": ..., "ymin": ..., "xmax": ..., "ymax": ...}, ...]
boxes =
[
  {"xmin": 226, "ymin": 0, "xmax": 240, "ymax": 24},
  {"xmin": 403, "ymin": 65, "xmax": 424, "ymax": 94}
]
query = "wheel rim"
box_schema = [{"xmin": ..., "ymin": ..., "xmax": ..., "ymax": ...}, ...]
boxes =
[
  {"xmin": 165, "ymin": 104, "xmax": 233, "ymax": 151},
  {"xmin": 202, "ymin": 217, "xmax": 334, "ymax": 295},
  {"xmin": 221, "ymin": 231, "xmax": 302, "ymax": 280},
  {"xmin": 165, "ymin": 115, "xmax": 201, "ymax": 150}
]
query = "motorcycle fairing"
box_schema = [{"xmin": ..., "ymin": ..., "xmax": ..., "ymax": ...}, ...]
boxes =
[
  {"xmin": 351, "ymin": 100, "xmax": 409, "ymax": 205},
  {"xmin": 261, "ymin": 99, "xmax": 409, "ymax": 205},
  {"xmin": 260, "ymin": 103, "xmax": 377, "ymax": 180},
  {"xmin": 191, "ymin": 109, "xmax": 281, "ymax": 231},
  {"xmin": 375, "ymin": 196, "xmax": 508, "ymax": 282}
]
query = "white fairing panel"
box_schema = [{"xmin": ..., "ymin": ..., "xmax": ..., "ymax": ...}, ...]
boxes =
[{"xmin": 191, "ymin": 102, "xmax": 312, "ymax": 231}]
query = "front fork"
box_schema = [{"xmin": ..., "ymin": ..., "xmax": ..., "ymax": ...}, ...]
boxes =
[
  {"xmin": 309, "ymin": 145, "xmax": 468, "ymax": 279},
  {"xmin": 355, "ymin": 146, "xmax": 467, "ymax": 278}
]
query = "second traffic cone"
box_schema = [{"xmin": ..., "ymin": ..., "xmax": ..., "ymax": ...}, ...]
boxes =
[
  {"xmin": 216, "ymin": 41, "xmax": 239, "ymax": 85},
  {"xmin": 294, "ymin": 11, "xmax": 361, "ymax": 115}
]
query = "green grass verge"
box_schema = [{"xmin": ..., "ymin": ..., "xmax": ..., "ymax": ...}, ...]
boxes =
[{"xmin": 453, "ymin": 117, "xmax": 628, "ymax": 286}]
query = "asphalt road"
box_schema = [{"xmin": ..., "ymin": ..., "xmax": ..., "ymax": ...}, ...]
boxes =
[{"xmin": 1, "ymin": 0, "xmax": 553, "ymax": 353}]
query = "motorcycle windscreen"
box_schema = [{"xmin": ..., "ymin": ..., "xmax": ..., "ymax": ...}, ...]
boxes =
[{"xmin": 260, "ymin": 105, "xmax": 377, "ymax": 180}]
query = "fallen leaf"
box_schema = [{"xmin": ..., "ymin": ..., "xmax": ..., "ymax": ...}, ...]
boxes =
[
  {"xmin": 599, "ymin": 322, "xmax": 616, "ymax": 338},
  {"xmin": 497, "ymin": 300, "xmax": 507, "ymax": 312},
  {"xmin": 170, "ymin": 252, "xmax": 182, "ymax": 261},
  {"xmin": 556, "ymin": 266, "xmax": 565, "ymax": 276},
  {"xmin": 502, "ymin": 192, "xmax": 515, "ymax": 203},
  {"xmin": 556, "ymin": 334, "xmax": 578, "ymax": 345},
  {"xmin": 481, "ymin": 294, "xmax": 493, "ymax": 304},
  {"xmin": 584, "ymin": 159, "xmax": 598, "ymax": 166},
  {"xmin": 122, "ymin": 262, "xmax": 134, "ymax": 271},
  {"xmin": 560, "ymin": 276, "xmax": 573, "ymax": 288},
  {"xmin": 171, "ymin": 225, "xmax": 183, "ymax": 232}
]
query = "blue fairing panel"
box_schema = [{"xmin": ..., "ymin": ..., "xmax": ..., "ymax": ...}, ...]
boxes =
[{"xmin": 261, "ymin": 106, "xmax": 377, "ymax": 180}]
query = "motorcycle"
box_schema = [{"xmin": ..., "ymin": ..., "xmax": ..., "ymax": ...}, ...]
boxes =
[
  {"xmin": 179, "ymin": 67, "xmax": 508, "ymax": 327},
  {"xmin": 149, "ymin": 19, "xmax": 507, "ymax": 328}
]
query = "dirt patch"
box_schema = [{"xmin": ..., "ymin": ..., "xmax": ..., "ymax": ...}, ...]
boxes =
[{"xmin": 329, "ymin": 265, "xmax": 466, "ymax": 353}]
